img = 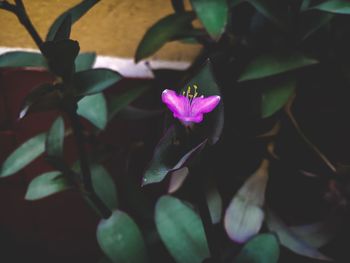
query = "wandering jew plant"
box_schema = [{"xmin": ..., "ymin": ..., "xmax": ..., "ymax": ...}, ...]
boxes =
[{"xmin": 161, "ymin": 85, "xmax": 221, "ymax": 125}]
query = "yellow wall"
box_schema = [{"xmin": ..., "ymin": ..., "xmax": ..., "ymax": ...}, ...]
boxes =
[{"xmin": 0, "ymin": 0, "xmax": 201, "ymax": 61}]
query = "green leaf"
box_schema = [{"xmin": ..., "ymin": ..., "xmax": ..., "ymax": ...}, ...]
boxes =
[
  {"xmin": 42, "ymin": 39, "xmax": 80, "ymax": 79},
  {"xmin": 261, "ymin": 78, "xmax": 295, "ymax": 118},
  {"xmin": 184, "ymin": 60, "xmax": 224, "ymax": 144},
  {"xmin": 190, "ymin": 0, "xmax": 228, "ymax": 40},
  {"xmin": 142, "ymin": 127, "xmax": 207, "ymax": 186},
  {"xmin": 206, "ymin": 187, "xmax": 222, "ymax": 224},
  {"xmin": 311, "ymin": 0, "xmax": 350, "ymax": 14},
  {"xmin": 266, "ymin": 209, "xmax": 332, "ymax": 261},
  {"xmin": 72, "ymin": 68, "xmax": 122, "ymax": 96},
  {"xmin": 299, "ymin": 11, "xmax": 334, "ymax": 41},
  {"xmin": 238, "ymin": 52, "xmax": 318, "ymax": 82},
  {"xmin": 108, "ymin": 86, "xmax": 148, "ymax": 121},
  {"xmin": 25, "ymin": 171, "xmax": 71, "ymax": 200},
  {"xmin": 46, "ymin": 0, "xmax": 99, "ymax": 41},
  {"xmin": 155, "ymin": 196, "xmax": 210, "ymax": 263},
  {"xmin": 91, "ymin": 164, "xmax": 118, "ymax": 210},
  {"xmin": 19, "ymin": 83, "xmax": 61, "ymax": 119},
  {"xmin": 77, "ymin": 93, "xmax": 108, "ymax": 129},
  {"xmin": 289, "ymin": 216, "xmax": 341, "ymax": 248},
  {"xmin": 75, "ymin": 52, "xmax": 96, "ymax": 72},
  {"xmin": 135, "ymin": 12, "xmax": 195, "ymax": 62},
  {"xmin": 224, "ymin": 160, "xmax": 269, "ymax": 243},
  {"xmin": 234, "ymin": 233, "xmax": 280, "ymax": 263},
  {"xmin": 46, "ymin": 116, "xmax": 65, "ymax": 157},
  {"xmin": 53, "ymin": 14, "xmax": 72, "ymax": 41},
  {"xmin": 0, "ymin": 51, "xmax": 47, "ymax": 68},
  {"xmin": 0, "ymin": 133, "xmax": 46, "ymax": 177},
  {"xmin": 247, "ymin": 0, "xmax": 287, "ymax": 29},
  {"xmin": 97, "ymin": 210, "xmax": 148, "ymax": 263}
]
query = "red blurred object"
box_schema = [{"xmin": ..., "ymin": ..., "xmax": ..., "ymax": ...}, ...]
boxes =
[{"xmin": 0, "ymin": 68, "xmax": 158, "ymax": 263}]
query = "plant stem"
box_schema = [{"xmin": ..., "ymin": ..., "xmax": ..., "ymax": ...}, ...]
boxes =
[
  {"xmin": 68, "ymin": 109, "xmax": 112, "ymax": 219},
  {"xmin": 192, "ymin": 154, "xmax": 221, "ymax": 263}
]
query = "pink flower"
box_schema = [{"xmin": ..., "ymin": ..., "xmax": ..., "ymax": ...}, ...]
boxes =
[{"xmin": 161, "ymin": 85, "xmax": 221, "ymax": 125}]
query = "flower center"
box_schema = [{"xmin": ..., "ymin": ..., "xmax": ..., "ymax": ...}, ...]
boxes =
[{"xmin": 182, "ymin": 84, "xmax": 199, "ymax": 104}]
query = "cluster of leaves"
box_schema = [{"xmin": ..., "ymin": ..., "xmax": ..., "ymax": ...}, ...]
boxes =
[{"xmin": 2, "ymin": 0, "xmax": 350, "ymax": 262}]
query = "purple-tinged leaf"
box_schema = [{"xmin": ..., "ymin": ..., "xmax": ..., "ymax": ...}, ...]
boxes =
[
  {"xmin": 224, "ymin": 159, "xmax": 269, "ymax": 243},
  {"xmin": 168, "ymin": 167, "xmax": 189, "ymax": 193}
]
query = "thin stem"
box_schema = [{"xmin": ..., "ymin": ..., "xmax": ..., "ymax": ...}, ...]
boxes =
[
  {"xmin": 68, "ymin": 109, "xmax": 112, "ymax": 219},
  {"xmin": 285, "ymin": 94, "xmax": 337, "ymax": 174},
  {"xmin": 191, "ymin": 155, "xmax": 222, "ymax": 263}
]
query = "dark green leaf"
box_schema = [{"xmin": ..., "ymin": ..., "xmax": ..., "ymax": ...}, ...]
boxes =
[
  {"xmin": 289, "ymin": 215, "xmax": 341, "ymax": 248},
  {"xmin": 0, "ymin": 51, "xmax": 47, "ymax": 68},
  {"xmin": 97, "ymin": 210, "xmax": 148, "ymax": 263},
  {"xmin": 311, "ymin": 0, "xmax": 350, "ymax": 14},
  {"xmin": 238, "ymin": 52, "xmax": 318, "ymax": 81},
  {"xmin": 72, "ymin": 68, "xmax": 122, "ymax": 96},
  {"xmin": 0, "ymin": 133, "xmax": 46, "ymax": 177},
  {"xmin": 135, "ymin": 12, "xmax": 195, "ymax": 62},
  {"xmin": 261, "ymin": 78, "xmax": 295, "ymax": 118},
  {"xmin": 190, "ymin": 0, "xmax": 228, "ymax": 40},
  {"xmin": 25, "ymin": 171, "xmax": 71, "ymax": 200},
  {"xmin": 266, "ymin": 209, "xmax": 332, "ymax": 260},
  {"xmin": 75, "ymin": 52, "xmax": 96, "ymax": 72},
  {"xmin": 184, "ymin": 60, "xmax": 224, "ymax": 144},
  {"xmin": 247, "ymin": 0, "xmax": 287, "ymax": 29},
  {"xmin": 77, "ymin": 93, "xmax": 108, "ymax": 129},
  {"xmin": 108, "ymin": 86, "xmax": 148, "ymax": 121},
  {"xmin": 224, "ymin": 160, "xmax": 269, "ymax": 243},
  {"xmin": 53, "ymin": 14, "xmax": 72, "ymax": 41},
  {"xmin": 299, "ymin": 11, "xmax": 334, "ymax": 41},
  {"xmin": 155, "ymin": 196, "xmax": 209, "ymax": 263},
  {"xmin": 42, "ymin": 39, "xmax": 80, "ymax": 79},
  {"xmin": 206, "ymin": 187, "xmax": 222, "ymax": 224},
  {"xmin": 235, "ymin": 233, "xmax": 280, "ymax": 263},
  {"xmin": 91, "ymin": 164, "xmax": 118, "ymax": 210},
  {"xmin": 46, "ymin": 116, "xmax": 65, "ymax": 157},
  {"xmin": 171, "ymin": 0, "xmax": 185, "ymax": 13},
  {"xmin": 46, "ymin": 0, "xmax": 99, "ymax": 41},
  {"xmin": 19, "ymin": 83, "xmax": 61, "ymax": 119},
  {"xmin": 142, "ymin": 127, "xmax": 207, "ymax": 186}
]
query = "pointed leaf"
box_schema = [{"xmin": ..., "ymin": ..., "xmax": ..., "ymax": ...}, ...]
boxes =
[
  {"xmin": 91, "ymin": 164, "xmax": 118, "ymax": 210},
  {"xmin": 46, "ymin": 116, "xmax": 65, "ymax": 157},
  {"xmin": 0, "ymin": 51, "xmax": 47, "ymax": 68},
  {"xmin": 235, "ymin": 233, "xmax": 280, "ymax": 263},
  {"xmin": 311, "ymin": 0, "xmax": 350, "ymax": 14},
  {"xmin": 266, "ymin": 209, "xmax": 332, "ymax": 261},
  {"xmin": 224, "ymin": 159, "xmax": 269, "ymax": 243},
  {"xmin": 190, "ymin": 0, "xmax": 228, "ymax": 40},
  {"xmin": 108, "ymin": 86, "xmax": 148, "ymax": 121},
  {"xmin": 77, "ymin": 93, "xmax": 108, "ymax": 129},
  {"xmin": 46, "ymin": 0, "xmax": 99, "ymax": 41},
  {"xmin": 135, "ymin": 12, "xmax": 195, "ymax": 62},
  {"xmin": 142, "ymin": 127, "xmax": 207, "ymax": 186},
  {"xmin": 75, "ymin": 52, "xmax": 96, "ymax": 72},
  {"xmin": 25, "ymin": 171, "xmax": 71, "ymax": 200},
  {"xmin": 261, "ymin": 78, "xmax": 295, "ymax": 118},
  {"xmin": 19, "ymin": 83, "xmax": 61, "ymax": 119},
  {"xmin": 184, "ymin": 60, "xmax": 224, "ymax": 144},
  {"xmin": 299, "ymin": 11, "xmax": 334, "ymax": 41},
  {"xmin": 97, "ymin": 210, "xmax": 148, "ymax": 263},
  {"xmin": 0, "ymin": 133, "xmax": 46, "ymax": 177},
  {"xmin": 155, "ymin": 196, "xmax": 210, "ymax": 263},
  {"xmin": 72, "ymin": 68, "xmax": 122, "ymax": 96},
  {"xmin": 238, "ymin": 52, "xmax": 318, "ymax": 82},
  {"xmin": 52, "ymin": 14, "xmax": 72, "ymax": 41},
  {"xmin": 168, "ymin": 167, "xmax": 189, "ymax": 193}
]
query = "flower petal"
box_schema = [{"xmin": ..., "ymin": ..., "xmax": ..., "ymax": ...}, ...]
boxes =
[
  {"xmin": 162, "ymin": 89, "xmax": 188, "ymax": 118},
  {"xmin": 190, "ymin": 95, "xmax": 221, "ymax": 117}
]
